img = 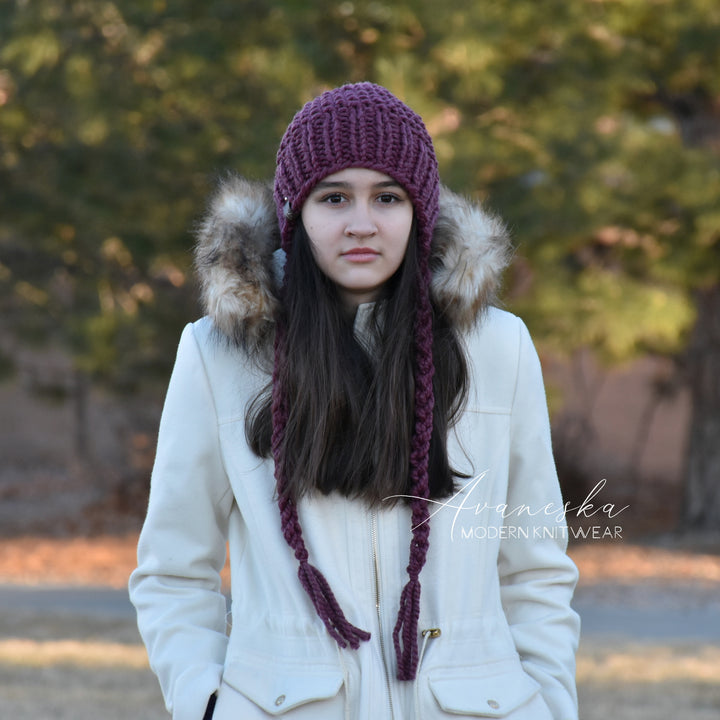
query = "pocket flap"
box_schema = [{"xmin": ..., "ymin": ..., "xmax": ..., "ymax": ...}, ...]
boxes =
[
  {"xmin": 222, "ymin": 659, "xmax": 343, "ymax": 715},
  {"xmin": 429, "ymin": 667, "xmax": 540, "ymax": 717}
]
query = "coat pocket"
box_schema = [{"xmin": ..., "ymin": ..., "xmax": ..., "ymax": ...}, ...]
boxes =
[
  {"xmin": 216, "ymin": 657, "xmax": 344, "ymax": 718},
  {"xmin": 426, "ymin": 662, "xmax": 550, "ymax": 719}
]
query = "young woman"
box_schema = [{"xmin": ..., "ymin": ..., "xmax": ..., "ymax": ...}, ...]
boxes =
[{"xmin": 130, "ymin": 82, "xmax": 580, "ymax": 720}]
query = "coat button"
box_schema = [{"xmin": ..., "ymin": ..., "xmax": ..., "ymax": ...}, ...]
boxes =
[
  {"xmin": 275, "ymin": 694, "xmax": 286, "ymax": 706},
  {"xmin": 487, "ymin": 699, "xmax": 500, "ymax": 709}
]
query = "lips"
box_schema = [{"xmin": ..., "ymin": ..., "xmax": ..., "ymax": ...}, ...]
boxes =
[
  {"xmin": 344, "ymin": 247, "xmax": 379, "ymax": 256},
  {"xmin": 342, "ymin": 247, "xmax": 380, "ymax": 263}
]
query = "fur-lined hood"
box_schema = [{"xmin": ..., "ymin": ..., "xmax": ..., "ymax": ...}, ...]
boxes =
[{"xmin": 194, "ymin": 174, "xmax": 512, "ymax": 350}]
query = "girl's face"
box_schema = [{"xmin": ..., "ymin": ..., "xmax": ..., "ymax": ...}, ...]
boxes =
[{"xmin": 301, "ymin": 168, "xmax": 413, "ymax": 308}]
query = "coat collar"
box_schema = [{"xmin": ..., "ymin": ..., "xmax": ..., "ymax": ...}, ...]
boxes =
[{"xmin": 194, "ymin": 174, "xmax": 512, "ymax": 351}]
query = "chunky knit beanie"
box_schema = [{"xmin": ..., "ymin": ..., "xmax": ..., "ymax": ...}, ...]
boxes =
[{"xmin": 273, "ymin": 82, "xmax": 439, "ymax": 681}]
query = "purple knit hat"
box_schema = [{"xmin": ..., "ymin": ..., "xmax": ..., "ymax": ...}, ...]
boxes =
[{"xmin": 272, "ymin": 82, "xmax": 439, "ymax": 681}]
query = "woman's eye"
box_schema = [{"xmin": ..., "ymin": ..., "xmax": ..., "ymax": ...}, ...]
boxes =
[
  {"xmin": 377, "ymin": 193, "xmax": 401, "ymax": 204},
  {"xmin": 321, "ymin": 193, "xmax": 346, "ymax": 204}
]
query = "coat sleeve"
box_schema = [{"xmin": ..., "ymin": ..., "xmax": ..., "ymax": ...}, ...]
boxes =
[
  {"xmin": 129, "ymin": 323, "xmax": 235, "ymax": 720},
  {"xmin": 497, "ymin": 318, "xmax": 581, "ymax": 720}
]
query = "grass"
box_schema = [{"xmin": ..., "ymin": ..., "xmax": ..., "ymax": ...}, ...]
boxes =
[
  {"xmin": 0, "ymin": 638, "xmax": 149, "ymax": 669},
  {"xmin": 577, "ymin": 642, "xmax": 720, "ymax": 684},
  {"xmin": 1, "ymin": 636, "xmax": 719, "ymax": 719},
  {"xmin": 577, "ymin": 643, "xmax": 720, "ymax": 720}
]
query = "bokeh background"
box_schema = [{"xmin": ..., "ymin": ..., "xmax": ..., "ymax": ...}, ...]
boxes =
[{"xmin": 1, "ymin": 1, "xmax": 719, "ymax": 718}]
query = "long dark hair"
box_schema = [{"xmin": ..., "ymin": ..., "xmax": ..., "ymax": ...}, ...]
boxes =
[{"xmin": 246, "ymin": 220, "xmax": 468, "ymax": 504}]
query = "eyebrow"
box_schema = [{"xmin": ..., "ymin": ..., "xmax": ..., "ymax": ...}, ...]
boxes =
[{"xmin": 312, "ymin": 179, "xmax": 403, "ymax": 190}]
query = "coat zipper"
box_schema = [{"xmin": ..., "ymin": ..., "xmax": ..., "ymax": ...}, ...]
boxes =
[{"xmin": 371, "ymin": 510, "xmax": 395, "ymax": 719}]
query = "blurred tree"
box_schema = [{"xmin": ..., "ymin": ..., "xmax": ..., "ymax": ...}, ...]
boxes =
[
  {"xmin": 1, "ymin": 0, "xmax": 718, "ymax": 528},
  {"xmin": 0, "ymin": 0, "xmax": 317, "ymax": 456},
  {"xmin": 412, "ymin": 0, "xmax": 720, "ymax": 531}
]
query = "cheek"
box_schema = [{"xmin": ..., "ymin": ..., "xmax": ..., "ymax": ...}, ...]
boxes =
[
  {"xmin": 390, "ymin": 215, "xmax": 413, "ymax": 260},
  {"xmin": 300, "ymin": 207, "xmax": 327, "ymax": 246},
  {"xmin": 302, "ymin": 220, "xmax": 333, "ymax": 263}
]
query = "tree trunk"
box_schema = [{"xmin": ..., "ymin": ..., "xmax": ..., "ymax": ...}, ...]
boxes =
[{"xmin": 681, "ymin": 285, "xmax": 720, "ymax": 530}]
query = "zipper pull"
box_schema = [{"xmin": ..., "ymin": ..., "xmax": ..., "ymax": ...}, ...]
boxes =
[
  {"xmin": 421, "ymin": 628, "xmax": 441, "ymax": 639},
  {"xmin": 418, "ymin": 627, "xmax": 442, "ymax": 670}
]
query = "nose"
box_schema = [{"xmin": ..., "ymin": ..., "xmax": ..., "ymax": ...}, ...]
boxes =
[{"xmin": 344, "ymin": 204, "xmax": 377, "ymax": 238}]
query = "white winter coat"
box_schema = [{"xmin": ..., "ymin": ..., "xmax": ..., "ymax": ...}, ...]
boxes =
[{"xmin": 129, "ymin": 178, "xmax": 580, "ymax": 720}]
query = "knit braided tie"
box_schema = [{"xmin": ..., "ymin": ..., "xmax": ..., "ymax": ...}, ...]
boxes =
[
  {"xmin": 392, "ymin": 245, "xmax": 435, "ymax": 680},
  {"xmin": 271, "ymin": 322, "xmax": 371, "ymax": 649}
]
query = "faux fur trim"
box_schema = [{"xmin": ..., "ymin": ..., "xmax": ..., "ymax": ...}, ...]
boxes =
[
  {"xmin": 430, "ymin": 185, "xmax": 513, "ymax": 330},
  {"xmin": 194, "ymin": 175, "xmax": 280, "ymax": 356},
  {"xmin": 194, "ymin": 173, "xmax": 512, "ymax": 347}
]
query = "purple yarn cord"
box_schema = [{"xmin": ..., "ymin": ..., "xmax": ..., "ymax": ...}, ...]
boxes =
[
  {"xmin": 272, "ymin": 321, "xmax": 371, "ymax": 649},
  {"xmin": 392, "ymin": 253, "xmax": 435, "ymax": 681}
]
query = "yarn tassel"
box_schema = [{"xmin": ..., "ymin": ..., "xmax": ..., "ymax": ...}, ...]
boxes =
[
  {"xmin": 297, "ymin": 558, "xmax": 371, "ymax": 648},
  {"xmin": 393, "ymin": 575, "xmax": 423, "ymax": 680},
  {"xmin": 277, "ymin": 474, "xmax": 370, "ymax": 650}
]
